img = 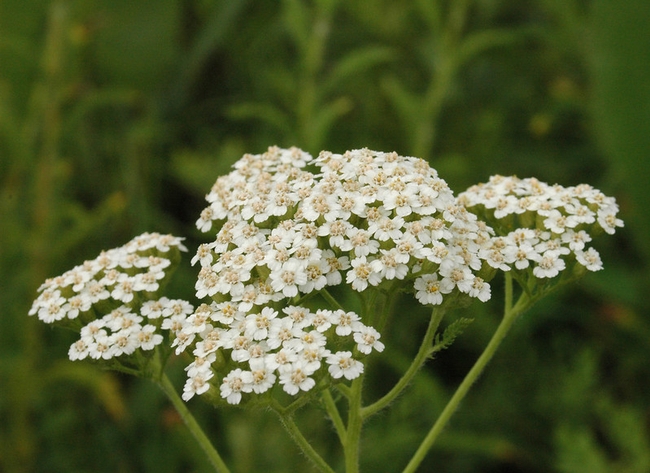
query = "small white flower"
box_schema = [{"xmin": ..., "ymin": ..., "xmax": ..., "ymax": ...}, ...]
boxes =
[
  {"xmin": 503, "ymin": 243, "xmax": 539, "ymax": 270},
  {"xmin": 138, "ymin": 325, "xmax": 164, "ymax": 350},
  {"xmin": 68, "ymin": 339, "xmax": 90, "ymax": 361},
  {"xmin": 194, "ymin": 330, "xmax": 226, "ymax": 357},
  {"xmin": 191, "ymin": 243, "xmax": 214, "ymax": 266},
  {"xmin": 468, "ymin": 277, "xmax": 491, "ymax": 302},
  {"xmin": 353, "ymin": 326, "xmax": 384, "ymax": 354},
  {"xmin": 347, "ymin": 256, "xmax": 381, "ymax": 291},
  {"xmin": 561, "ymin": 230, "xmax": 592, "ymax": 251},
  {"xmin": 266, "ymin": 317, "xmax": 295, "ymax": 349},
  {"xmin": 300, "ymin": 259, "xmax": 330, "ymax": 293},
  {"xmin": 342, "ymin": 228, "xmax": 380, "ymax": 257},
  {"xmin": 279, "ymin": 361, "xmax": 316, "ymax": 395},
  {"xmin": 286, "ymin": 329, "xmax": 327, "ymax": 352},
  {"xmin": 371, "ymin": 248, "xmax": 409, "ymax": 280},
  {"xmin": 576, "ymin": 247, "xmax": 603, "ymax": 271},
  {"xmin": 220, "ymin": 369, "xmax": 254, "ymax": 404},
  {"xmin": 163, "ymin": 299, "xmax": 195, "ymax": 318},
  {"xmin": 141, "ymin": 298, "xmax": 169, "ymax": 319},
  {"xmin": 88, "ymin": 331, "xmax": 112, "ymax": 360},
  {"xmin": 368, "ymin": 215, "xmax": 405, "ymax": 242},
  {"xmin": 248, "ymin": 358, "xmax": 277, "ymax": 394},
  {"xmin": 38, "ymin": 293, "xmax": 68, "ymax": 323},
  {"xmin": 244, "ymin": 307, "xmax": 279, "ymax": 341},
  {"xmin": 492, "ymin": 195, "xmax": 519, "ymax": 219},
  {"xmin": 265, "ymin": 348, "xmax": 299, "ymax": 371},
  {"xmin": 597, "ymin": 209, "xmax": 624, "ymax": 235},
  {"xmin": 109, "ymin": 329, "xmax": 140, "ymax": 357},
  {"xmin": 508, "ymin": 228, "xmax": 539, "ymax": 246},
  {"xmin": 331, "ymin": 310, "xmax": 360, "ymax": 336},
  {"xmin": 171, "ymin": 331, "xmax": 196, "ymax": 355},
  {"xmin": 282, "ymin": 306, "xmax": 312, "ymax": 328},
  {"xmin": 186, "ymin": 354, "xmax": 217, "ymax": 378},
  {"xmin": 63, "ymin": 267, "xmax": 92, "ymax": 292},
  {"xmin": 80, "ymin": 319, "xmax": 107, "ymax": 343},
  {"xmin": 310, "ymin": 309, "xmax": 334, "ymax": 333},
  {"xmin": 132, "ymin": 271, "xmax": 161, "ymax": 292},
  {"xmin": 533, "ymin": 251, "xmax": 566, "ymax": 278},
  {"xmin": 327, "ymin": 351, "xmax": 364, "ymax": 380},
  {"xmin": 414, "ymin": 274, "xmax": 452, "ymax": 306},
  {"xmin": 322, "ymin": 249, "xmax": 350, "ymax": 285},
  {"xmin": 183, "ymin": 370, "xmax": 214, "ymax": 401},
  {"xmin": 299, "ymin": 344, "xmax": 328, "ymax": 373},
  {"xmin": 111, "ymin": 274, "xmax": 135, "ymax": 303},
  {"xmin": 85, "ymin": 281, "xmax": 110, "ymax": 304},
  {"xmin": 98, "ymin": 268, "xmax": 121, "ymax": 287},
  {"xmin": 270, "ymin": 258, "xmax": 307, "ymax": 298}
]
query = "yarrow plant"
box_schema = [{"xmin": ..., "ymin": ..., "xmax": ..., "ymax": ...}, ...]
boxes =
[{"xmin": 29, "ymin": 147, "xmax": 623, "ymax": 472}]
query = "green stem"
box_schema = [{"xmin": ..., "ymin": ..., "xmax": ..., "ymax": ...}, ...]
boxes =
[
  {"xmin": 335, "ymin": 383, "xmax": 352, "ymax": 400},
  {"xmin": 402, "ymin": 274, "xmax": 531, "ymax": 473},
  {"xmin": 272, "ymin": 403, "xmax": 336, "ymax": 473},
  {"xmin": 362, "ymin": 307, "xmax": 445, "ymax": 419},
  {"xmin": 320, "ymin": 288, "xmax": 345, "ymax": 311},
  {"xmin": 344, "ymin": 376, "xmax": 364, "ymax": 473},
  {"xmin": 322, "ymin": 389, "xmax": 347, "ymax": 443},
  {"xmin": 156, "ymin": 374, "xmax": 231, "ymax": 473}
]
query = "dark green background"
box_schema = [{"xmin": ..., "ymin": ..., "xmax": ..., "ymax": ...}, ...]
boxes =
[{"xmin": 1, "ymin": 1, "xmax": 649, "ymax": 472}]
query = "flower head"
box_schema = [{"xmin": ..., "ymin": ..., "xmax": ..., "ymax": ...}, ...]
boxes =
[
  {"xmin": 29, "ymin": 233, "xmax": 192, "ymax": 363},
  {"xmin": 180, "ymin": 146, "xmax": 508, "ymax": 403},
  {"xmin": 195, "ymin": 147, "xmax": 497, "ymax": 308},
  {"xmin": 458, "ymin": 175, "xmax": 623, "ymax": 279}
]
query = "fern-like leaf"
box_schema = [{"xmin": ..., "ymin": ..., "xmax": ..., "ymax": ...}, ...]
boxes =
[{"xmin": 431, "ymin": 317, "xmax": 474, "ymax": 354}]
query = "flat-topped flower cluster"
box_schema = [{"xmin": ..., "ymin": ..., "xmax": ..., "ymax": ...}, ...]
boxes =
[
  {"xmin": 194, "ymin": 146, "xmax": 495, "ymax": 308},
  {"xmin": 458, "ymin": 175, "xmax": 623, "ymax": 279},
  {"xmin": 177, "ymin": 146, "xmax": 499, "ymax": 403},
  {"xmin": 29, "ymin": 232, "xmax": 192, "ymax": 361},
  {"xmin": 27, "ymin": 147, "xmax": 624, "ymax": 408},
  {"xmin": 174, "ymin": 303, "xmax": 384, "ymax": 402}
]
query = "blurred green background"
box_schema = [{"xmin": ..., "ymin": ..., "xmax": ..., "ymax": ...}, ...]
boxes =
[{"xmin": 1, "ymin": 0, "xmax": 649, "ymax": 472}]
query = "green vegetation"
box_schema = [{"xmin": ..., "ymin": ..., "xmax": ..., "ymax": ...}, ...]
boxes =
[{"xmin": 1, "ymin": 1, "xmax": 648, "ymax": 472}]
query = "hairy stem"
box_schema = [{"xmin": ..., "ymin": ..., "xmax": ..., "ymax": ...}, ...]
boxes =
[
  {"xmin": 156, "ymin": 374, "xmax": 231, "ymax": 473},
  {"xmin": 344, "ymin": 376, "xmax": 364, "ymax": 473},
  {"xmin": 272, "ymin": 401, "xmax": 336, "ymax": 473},
  {"xmin": 322, "ymin": 389, "xmax": 347, "ymax": 443},
  {"xmin": 362, "ymin": 306, "xmax": 445, "ymax": 419},
  {"xmin": 403, "ymin": 274, "xmax": 531, "ymax": 472}
]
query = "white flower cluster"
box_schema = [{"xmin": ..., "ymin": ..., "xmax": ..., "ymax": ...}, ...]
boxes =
[
  {"xmin": 67, "ymin": 298, "xmax": 193, "ymax": 361},
  {"xmin": 458, "ymin": 175, "xmax": 623, "ymax": 278},
  {"xmin": 195, "ymin": 146, "xmax": 495, "ymax": 307},
  {"xmin": 29, "ymin": 232, "xmax": 191, "ymax": 361},
  {"xmin": 173, "ymin": 304, "xmax": 384, "ymax": 403},
  {"xmin": 179, "ymin": 146, "xmax": 498, "ymax": 404}
]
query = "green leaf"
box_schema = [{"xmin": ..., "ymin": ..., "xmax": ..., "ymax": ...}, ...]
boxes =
[
  {"xmin": 168, "ymin": 0, "xmax": 249, "ymax": 109},
  {"xmin": 554, "ymin": 424, "xmax": 610, "ymax": 473},
  {"xmin": 227, "ymin": 102, "xmax": 293, "ymax": 133},
  {"xmin": 282, "ymin": 0, "xmax": 311, "ymax": 55},
  {"xmin": 322, "ymin": 46, "xmax": 396, "ymax": 95},
  {"xmin": 455, "ymin": 27, "xmax": 537, "ymax": 68},
  {"xmin": 380, "ymin": 75, "xmax": 422, "ymax": 143},
  {"xmin": 415, "ymin": 0, "xmax": 442, "ymax": 31},
  {"xmin": 92, "ymin": 0, "xmax": 182, "ymax": 90},
  {"xmin": 45, "ymin": 361, "xmax": 127, "ymax": 421},
  {"xmin": 589, "ymin": 0, "xmax": 650, "ymax": 263},
  {"xmin": 307, "ymin": 96, "xmax": 353, "ymax": 151},
  {"xmin": 432, "ymin": 317, "xmax": 474, "ymax": 353}
]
